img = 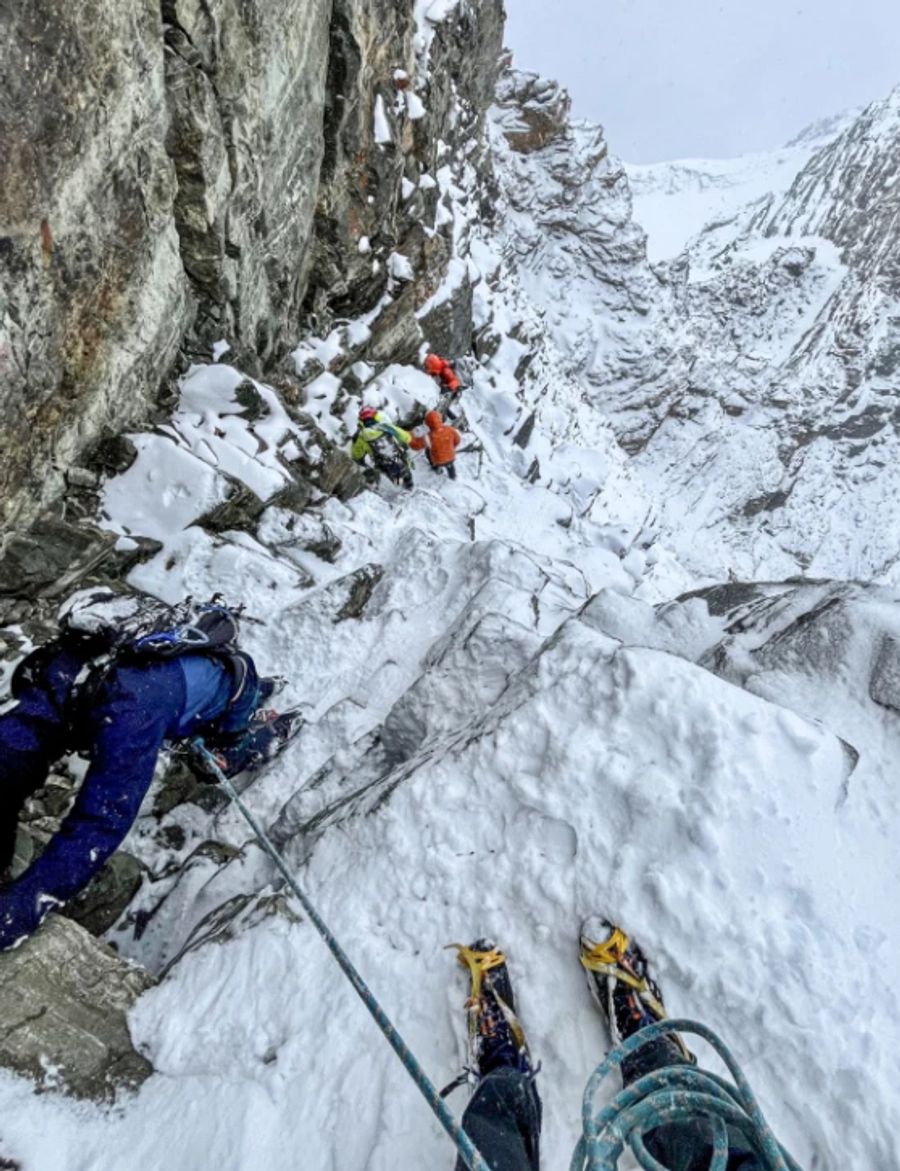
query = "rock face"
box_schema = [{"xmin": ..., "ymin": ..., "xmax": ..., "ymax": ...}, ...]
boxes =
[
  {"xmin": 0, "ymin": 2, "xmax": 193, "ymax": 528},
  {"xmin": 0, "ymin": 916, "xmax": 154, "ymax": 1100},
  {"xmin": 0, "ymin": 0, "xmax": 505, "ymax": 527},
  {"xmin": 489, "ymin": 66, "xmax": 683, "ymax": 434},
  {"xmin": 162, "ymin": 0, "xmax": 331, "ymax": 358}
]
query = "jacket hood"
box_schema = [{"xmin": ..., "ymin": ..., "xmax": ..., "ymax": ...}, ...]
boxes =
[{"xmin": 425, "ymin": 410, "xmax": 442, "ymax": 430}]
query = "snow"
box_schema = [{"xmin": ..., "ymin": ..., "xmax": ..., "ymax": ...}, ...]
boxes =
[
  {"xmin": 627, "ymin": 148, "xmax": 817, "ymax": 262},
  {"xmin": 627, "ymin": 113, "xmax": 853, "ymax": 262},
  {"xmin": 388, "ymin": 252, "xmax": 415, "ymax": 282},
  {"xmin": 373, "ymin": 95, "xmax": 393, "ymax": 146},
  {"xmin": 414, "ymin": 0, "xmax": 460, "ymax": 65},
  {"xmin": 48, "ymin": 301, "xmax": 888, "ymax": 1170},
  {"xmin": 405, "ymin": 90, "xmax": 427, "ymax": 121}
]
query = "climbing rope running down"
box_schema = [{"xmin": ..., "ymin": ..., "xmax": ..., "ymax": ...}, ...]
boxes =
[{"xmin": 191, "ymin": 741, "xmax": 491, "ymax": 1171}]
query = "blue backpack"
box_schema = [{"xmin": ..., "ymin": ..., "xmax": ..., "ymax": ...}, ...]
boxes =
[
  {"xmin": 12, "ymin": 589, "xmax": 245, "ymax": 725},
  {"xmin": 57, "ymin": 588, "xmax": 241, "ymax": 659}
]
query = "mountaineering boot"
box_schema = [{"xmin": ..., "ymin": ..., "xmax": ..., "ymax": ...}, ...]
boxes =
[
  {"xmin": 193, "ymin": 708, "xmax": 305, "ymax": 780},
  {"xmin": 239, "ymin": 707, "xmax": 305, "ymax": 770},
  {"xmin": 580, "ymin": 917, "xmax": 695, "ymax": 1068},
  {"xmin": 447, "ymin": 941, "xmax": 543, "ymax": 1171},
  {"xmin": 257, "ymin": 675, "xmax": 288, "ymax": 705},
  {"xmin": 452, "ymin": 939, "xmax": 534, "ymax": 1078}
]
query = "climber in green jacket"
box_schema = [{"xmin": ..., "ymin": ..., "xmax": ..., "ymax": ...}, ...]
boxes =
[{"xmin": 350, "ymin": 407, "xmax": 414, "ymax": 489}]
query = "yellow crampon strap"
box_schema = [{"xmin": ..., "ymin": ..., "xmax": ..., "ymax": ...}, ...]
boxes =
[
  {"xmin": 448, "ymin": 943, "xmax": 508, "ymax": 1001},
  {"xmin": 580, "ymin": 926, "xmax": 631, "ymax": 970},
  {"xmin": 580, "ymin": 929, "xmax": 667, "ymax": 1019}
]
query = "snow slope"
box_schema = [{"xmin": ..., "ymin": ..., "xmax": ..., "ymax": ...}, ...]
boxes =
[
  {"xmin": 2, "ymin": 353, "xmax": 896, "ymax": 1170},
  {"xmin": 628, "ymin": 147, "xmax": 822, "ymax": 264},
  {"xmin": 627, "ymin": 111, "xmax": 854, "ymax": 263}
]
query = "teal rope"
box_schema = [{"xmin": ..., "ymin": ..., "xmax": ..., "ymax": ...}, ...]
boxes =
[
  {"xmin": 192, "ymin": 741, "xmax": 490, "ymax": 1171},
  {"xmin": 571, "ymin": 1019, "xmax": 804, "ymax": 1171}
]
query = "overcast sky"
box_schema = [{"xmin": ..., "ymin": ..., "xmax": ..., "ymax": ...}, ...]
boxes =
[{"xmin": 504, "ymin": 0, "xmax": 900, "ymax": 162}]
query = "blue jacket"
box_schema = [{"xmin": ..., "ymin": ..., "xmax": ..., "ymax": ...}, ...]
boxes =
[{"xmin": 0, "ymin": 648, "xmax": 257, "ymax": 949}]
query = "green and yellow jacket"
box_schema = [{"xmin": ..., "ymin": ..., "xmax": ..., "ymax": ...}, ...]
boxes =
[{"xmin": 350, "ymin": 414, "xmax": 412, "ymax": 463}]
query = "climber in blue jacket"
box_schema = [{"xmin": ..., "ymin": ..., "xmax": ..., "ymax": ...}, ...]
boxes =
[{"xmin": 0, "ymin": 625, "xmax": 301, "ymax": 951}]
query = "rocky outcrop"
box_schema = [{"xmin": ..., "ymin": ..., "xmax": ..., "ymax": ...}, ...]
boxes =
[
  {"xmin": 488, "ymin": 66, "xmax": 683, "ymax": 436},
  {"xmin": 162, "ymin": 0, "xmax": 332, "ymax": 359},
  {"xmin": 304, "ymin": 0, "xmax": 504, "ymax": 332},
  {"xmin": 0, "ymin": 915, "xmax": 154, "ymax": 1100}
]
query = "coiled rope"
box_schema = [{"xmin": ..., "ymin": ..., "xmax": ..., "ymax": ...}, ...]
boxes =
[
  {"xmin": 571, "ymin": 1019, "xmax": 803, "ymax": 1171},
  {"xmin": 192, "ymin": 741, "xmax": 490, "ymax": 1171}
]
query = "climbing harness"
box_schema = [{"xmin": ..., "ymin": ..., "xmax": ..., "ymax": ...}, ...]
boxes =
[
  {"xmin": 571, "ymin": 1018, "xmax": 803, "ymax": 1171},
  {"xmin": 191, "ymin": 741, "xmax": 491, "ymax": 1171}
]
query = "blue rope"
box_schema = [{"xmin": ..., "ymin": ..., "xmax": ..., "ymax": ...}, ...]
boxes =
[
  {"xmin": 192, "ymin": 741, "xmax": 490, "ymax": 1171},
  {"xmin": 570, "ymin": 1019, "xmax": 805, "ymax": 1171}
]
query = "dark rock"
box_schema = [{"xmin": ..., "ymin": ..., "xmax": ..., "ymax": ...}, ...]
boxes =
[
  {"xmin": 197, "ymin": 482, "xmax": 267, "ymax": 534},
  {"xmin": 870, "ymin": 636, "xmax": 900, "ymax": 712},
  {"xmin": 494, "ymin": 70, "xmax": 572, "ymax": 154},
  {"xmin": 277, "ymin": 516, "xmax": 343, "ymax": 563},
  {"xmin": 0, "ymin": 2, "xmax": 193, "ymax": 529},
  {"xmin": 334, "ymin": 564, "xmax": 384, "ymax": 622},
  {"xmin": 162, "ymin": 0, "xmax": 332, "ymax": 364},
  {"xmin": 153, "ymin": 757, "xmax": 227, "ymax": 817},
  {"xmin": 65, "ymin": 853, "xmax": 145, "ymax": 937},
  {"xmin": 0, "ymin": 916, "xmax": 154, "ymax": 1100},
  {"xmin": 418, "ymin": 269, "xmax": 475, "ymax": 358},
  {"xmin": 233, "ymin": 379, "xmax": 270, "ymax": 423},
  {"xmin": 84, "ymin": 434, "xmax": 140, "ymax": 478},
  {"xmin": 513, "ymin": 412, "xmax": 536, "ymax": 449},
  {"xmin": 318, "ymin": 448, "xmax": 367, "ymax": 501},
  {"xmin": 269, "ymin": 480, "xmax": 316, "ymax": 515},
  {"xmin": 364, "ymin": 291, "xmax": 425, "ymax": 365},
  {"xmin": 154, "ymin": 824, "xmax": 187, "ymax": 852},
  {"xmin": 103, "ymin": 536, "xmax": 166, "ymax": 578},
  {"xmin": 0, "ymin": 518, "xmax": 117, "ymax": 598}
]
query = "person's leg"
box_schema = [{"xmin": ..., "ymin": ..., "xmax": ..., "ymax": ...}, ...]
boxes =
[
  {"xmin": 0, "ymin": 650, "xmax": 79, "ymax": 872},
  {"xmin": 455, "ymin": 1067, "xmax": 541, "ymax": 1171},
  {"xmin": 446, "ymin": 461, "xmax": 458, "ymax": 481},
  {"xmin": 450, "ymin": 942, "xmax": 542, "ymax": 1171},
  {"xmin": 580, "ymin": 919, "xmax": 762, "ymax": 1171},
  {"xmin": 211, "ymin": 709, "xmax": 305, "ymax": 776}
]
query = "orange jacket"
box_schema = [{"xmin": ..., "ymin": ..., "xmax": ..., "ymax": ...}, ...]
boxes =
[
  {"xmin": 423, "ymin": 354, "xmax": 460, "ymax": 392},
  {"xmin": 410, "ymin": 410, "xmax": 461, "ymax": 466}
]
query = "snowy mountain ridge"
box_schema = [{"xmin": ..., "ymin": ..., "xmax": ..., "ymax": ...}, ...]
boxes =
[{"xmin": 627, "ymin": 107, "xmax": 858, "ymax": 262}]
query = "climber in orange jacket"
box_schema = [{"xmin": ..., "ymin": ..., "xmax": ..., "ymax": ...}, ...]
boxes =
[
  {"xmin": 410, "ymin": 410, "xmax": 462, "ymax": 480},
  {"xmin": 423, "ymin": 353, "xmax": 461, "ymax": 394}
]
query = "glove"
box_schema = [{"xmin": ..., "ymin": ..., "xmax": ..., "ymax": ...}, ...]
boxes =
[{"xmin": 0, "ymin": 881, "xmax": 56, "ymax": 951}]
